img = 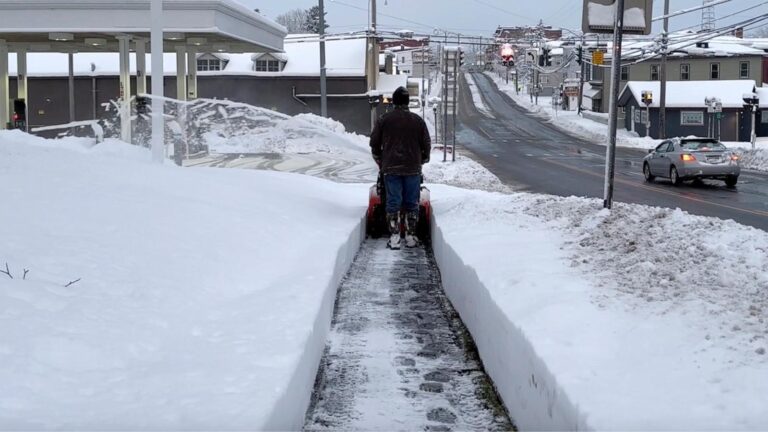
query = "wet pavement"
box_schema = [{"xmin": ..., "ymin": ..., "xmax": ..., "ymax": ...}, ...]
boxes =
[{"xmin": 304, "ymin": 239, "xmax": 514, "ymax": 431}]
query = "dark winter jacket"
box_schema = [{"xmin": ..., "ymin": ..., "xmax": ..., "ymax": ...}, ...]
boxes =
[{"xmin": 370, "ymin": 106, "xmax": 431, "ymax": 176}]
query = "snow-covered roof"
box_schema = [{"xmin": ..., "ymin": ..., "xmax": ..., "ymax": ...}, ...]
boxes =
[
  {"xmin": 619, "ymin": 80, "xmax": 757, "ymax": 109},
  {"xmin": 6, "ymin": 37, "xmax": 367, "ymax": 78},
  {"xmin": 756, "ymin": 87, "xmax": 768, "ymax": 108},
  {"xmin": 614, "ymin": 34, "xmax": 766, "ymax": 60},
  {"xmin": 376, "ymin": 73, "xmax": 407, "ymax": 94}
]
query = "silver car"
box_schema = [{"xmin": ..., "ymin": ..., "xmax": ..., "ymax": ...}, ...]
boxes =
[{"xmin": 643, "ymin": 137, "xmax": 741, "ymax": 187}]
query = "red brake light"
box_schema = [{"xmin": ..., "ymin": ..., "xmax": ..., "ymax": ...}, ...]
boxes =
[{"xmin": 681, "ymin": 154, "xmax": 696, "ymax": 162}]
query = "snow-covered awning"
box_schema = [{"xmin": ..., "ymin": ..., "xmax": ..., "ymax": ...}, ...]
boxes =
[
  {"xmin": 0, "ymin": 0, "xmax": 286, "ymax": 53},
  {"xmin": 583, "ymin": 83, "xmax": 602, "ymax": 100}
]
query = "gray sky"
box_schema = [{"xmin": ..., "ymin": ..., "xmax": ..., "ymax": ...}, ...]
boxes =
[{"xmin": 242, "ymin": 0, "xmax": 766, "ymax": 37}]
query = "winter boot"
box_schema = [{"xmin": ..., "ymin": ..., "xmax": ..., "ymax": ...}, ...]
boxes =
[
  {"xmin": 404, "ymin": 211, "xmax": 419, "ymax": 248},
  {"xmin": 386, "ymin": 213, "xmax": 401, "ymax": 250}
]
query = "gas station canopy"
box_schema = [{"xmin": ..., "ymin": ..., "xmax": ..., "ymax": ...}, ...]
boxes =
[{"xmin": 0, "ymin": 0, "xmax": 286, "ymax": 53}]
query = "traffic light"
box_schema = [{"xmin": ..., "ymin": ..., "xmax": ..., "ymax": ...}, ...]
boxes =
[
  {"xmin": 136, "ymin": 96, "xmax": 149, "ymax": 115},
  {"xmin": 12, "ymin": 99, "xmax": 26, "ymax": 130},
  {"xmin": 641, "ymin": 91, "xmax": 653, "ymax": 106},
  {"xmin": 540, "ymin": 48, "xmax": 551, "ymax": 67},
  {"xmin": 577, "ymin": 46, "xmax": 583, "ymax": 65},
  {"xmin": 459, "ymin": 48, "xmax": 465, "ymax": 66}
]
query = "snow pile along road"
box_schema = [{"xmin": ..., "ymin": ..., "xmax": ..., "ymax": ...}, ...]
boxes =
[
  {"xmin": 483, "ymin": 71, "xmax": 659, "ymax": 150},
  {"xmin": 0, "ymin": 130, "xmax": 367, "ymax": 430},
  {"xmin": 464, "ymin": 73, "xmax": 496, "ymax": 119},
  {"xmin": 430, "ymin": 186, "xmax": 768, "ymax": 430},
  {"xmin": 181, "ymin": 98, "xmax": 370, "ymax": 155},
  {"xmin": 423, "ymin": 149, "xmax": 511, "ymax": 193}
]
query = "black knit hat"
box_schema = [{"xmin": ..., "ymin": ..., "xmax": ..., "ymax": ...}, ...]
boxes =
[{"xmin": 392, "ymin": 86, "xmax": 409, "ymax": 106}]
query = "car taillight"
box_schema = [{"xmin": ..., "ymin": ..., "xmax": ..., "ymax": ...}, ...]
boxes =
[{"xmin": 681, "ymin": 154, "xmax": 696, "ymax": 162}]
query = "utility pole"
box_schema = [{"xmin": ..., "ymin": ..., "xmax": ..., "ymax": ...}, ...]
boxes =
[
  {"xmin": 319, "ymin": 0, "xmax": 327, "ymax": 117},
  {"xmin": 150, "ymin": 0, "xmax": 164, "ymax": 163},
  {"xmin": 367, "ymin": 0, "xmax": 378, "ymax": 132},
  {"xmin": 604, "ymin": 0, "xmax": 626, "ymax": 209},
  {"xmin": 421, "ymin": 40, "xmax": 427, "ymax": 118},
  {"xmin": 577, "ymin": 38, "xmax": 585, "ymax": 115},
  {"xmin": 659, "ymin": 0, "xmax": 670, "ymax": 139}
]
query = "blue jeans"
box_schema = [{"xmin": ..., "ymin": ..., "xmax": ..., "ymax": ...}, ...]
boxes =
[{"xmin": 384, "ymin": 174, "xmax": 420, "ymax": 214}]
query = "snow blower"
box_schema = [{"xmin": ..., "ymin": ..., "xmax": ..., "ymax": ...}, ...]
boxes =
[{"xmin": 366, "ymin": 173, "xmax": 431, "ymax": 243}]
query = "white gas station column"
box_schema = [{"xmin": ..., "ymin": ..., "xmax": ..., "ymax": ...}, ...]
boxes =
[
  {"xmin": 135, "ymin": 39, "xmax": 147, "ymax": 95},
  {"xmin": 0, "ymin": 40, "xmax": 9, "ymax": 129},
  {"xmin": 16, "ymin": 49, "xmax": 27, "ymax": 125},
  {"xmin": 117, "ymin": 35, "xmax": 132, "ymax": 143},
  {"xmin": 186, "ymin": 47, "xmax": 197, "ymax": 100},
  {"xmin": 175, "ymin": 46, "xmax": 187, "ymax": 101}
]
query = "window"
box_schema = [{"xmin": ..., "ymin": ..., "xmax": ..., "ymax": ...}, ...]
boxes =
[
  {"xmin": 681, "ymin": 111, "xmax": 704, "ymax": 126},
  {"xmin": 255, "ymin": 59, "xmax": 280, "ymax": 72},
  {"xmin": 710, "ymin": 63, "xmax": 720, "ymax": 80},
  {"xmin": 654, "ymin": 141, "xmax": 670, "ymax": 153},
  {"xmin": 621, "ymin": 66, "xmax": 629, "ymax": 81},
  {"xmin": 680, "ymin": 64, "xmax": 690, "ymax": 81},
  {"xmin": 650, "ymin": 64, "xmax": 659, "ymax": 81},
  {"xmin": 740, "ymin": 62, "xmax": 750, "ymax": 79},
  {"xmin": 762, "ymin": 110, "xmax": 768, "ymax": 124},
  {"xmin": 197, "ymin": 59, "xmax": 222, "ymax": 72}
]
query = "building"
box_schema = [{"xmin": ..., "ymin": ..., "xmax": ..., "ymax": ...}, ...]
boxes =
[
  {"xmin": 493, "ymin": 25, "xmax": 563, "ymax": 42},
  {"xmin": 586, "ymin": 34, "xmax": 767, "ymax": 114},
  {"xmin": 618, "ymin": 80, "xmax": 761, "ymax": 141},
  {"xmin": 5, "ymin": 35, "xmax": 404, "ymax": 136}
]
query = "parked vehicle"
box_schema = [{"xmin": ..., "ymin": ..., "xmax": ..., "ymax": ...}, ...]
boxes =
[{"xmin": 643, "ymin": 137, "xmax": 741, "ymax": 187}]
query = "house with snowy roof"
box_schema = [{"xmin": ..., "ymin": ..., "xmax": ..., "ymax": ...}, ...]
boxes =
[
  {"xmin": 618, "ymin": 80, "xmax": 765, "ymax": 141},
  {"xmin": 5, "ymin": 35, "xmax": 406, "ymax": 135},
  {"xmin": 586, "ymin": 34, "xmax": 767, "ymax": 115}
]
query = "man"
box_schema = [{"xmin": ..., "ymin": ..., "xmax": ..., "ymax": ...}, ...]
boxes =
[{"xmin": 370, "ymin": 86, "xmax": 431, "ymax": 249}]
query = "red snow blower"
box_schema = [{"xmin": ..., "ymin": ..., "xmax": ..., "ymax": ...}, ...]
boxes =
[{"xmin": 366, "ymin": 173, "xmax": 431, "ymax": 243}]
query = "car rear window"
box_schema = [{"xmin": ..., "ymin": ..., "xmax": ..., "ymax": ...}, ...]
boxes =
[{"xmin": 681, "ymin": 141, "xmax": 726, "ymax": 151}]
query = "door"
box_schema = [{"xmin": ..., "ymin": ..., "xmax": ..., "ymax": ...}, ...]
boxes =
[{"xmin": 649, "ymin": 141, "xmax": 670, "ymax": 176}]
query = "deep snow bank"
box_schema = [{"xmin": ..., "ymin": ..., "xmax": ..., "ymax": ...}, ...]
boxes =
[
  {"xmin": 429, "ymin": 185, "xmax": 768, "ymax": 430},
  {"xmin": 0, "ymin": 130, "xmax": 367, "ymax": 429}
]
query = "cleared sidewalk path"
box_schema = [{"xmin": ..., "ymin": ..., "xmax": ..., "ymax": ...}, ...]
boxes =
[{"xmin": 304, "ymin": 239, "xmax": 514, "ymax": 431}]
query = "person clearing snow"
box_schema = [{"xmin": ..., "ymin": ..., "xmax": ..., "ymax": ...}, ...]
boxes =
[{"xmin": 370, "ymin": 86, "xmax": 431, "ymax": 249}]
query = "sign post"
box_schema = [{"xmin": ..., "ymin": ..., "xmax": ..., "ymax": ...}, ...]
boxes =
[{"xmin": 583, "ymin": 0, "xmax": 653, "ymax": 209}]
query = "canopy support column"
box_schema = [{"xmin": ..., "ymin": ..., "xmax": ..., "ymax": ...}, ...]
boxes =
[
  {"xmin": 16, "ymin": 48, "xmax": 27, "ymax": 131},
  {"xmin": 175, "ymin": 46, "xmax": 187, "ymax": 101},
  {"xmin": 135, "ymin": 39, "xmax": 147, "ymax": 95},
  {"xmin": 117, "ymin": 35, "xmax": 132, "ymax": 144},
  {"xmin": 0, "ymin": 40, "xmax": 10, "ymax": 130},
  {"xmin": 186, "ymin": 47, "xmax": 197, "ymax": 100}
]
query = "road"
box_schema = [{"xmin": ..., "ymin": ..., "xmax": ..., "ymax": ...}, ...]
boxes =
[
  {"xmin": 458, "ymin": 72, "xmax": 768, "ymax": 231},
  {"xmin": 304, "ymin": 239, "xmax": 513, "ymax": 431}
]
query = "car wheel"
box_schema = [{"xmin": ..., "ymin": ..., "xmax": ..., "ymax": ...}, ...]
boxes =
[
  {"xmin": 725, "ymin": 175, "xmax": 738, "ymax": 188},
  {"xmin": 643, "ymin": 163, "xmax": 655, "ymax": 182},
  {"xmin": 670, "ymin": 166, "xmax": 682, "ymax": 186}
]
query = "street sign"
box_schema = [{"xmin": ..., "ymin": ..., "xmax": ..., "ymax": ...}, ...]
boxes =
[
  {"xmin": 592, "ymin": 50, "xmax": 604, "ymax": 65},
  {"xmin": 582, "ymin": 0, "xmax": 654, "ymax": 35}
]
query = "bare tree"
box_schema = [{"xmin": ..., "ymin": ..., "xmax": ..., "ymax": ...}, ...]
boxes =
[
  {"xmin": 749, "ymin": 25, "xmax": 768, "ymax": 38},
  {"xmin": 276, "ymin": 8, "xmax": 310, "ymax": 33}
]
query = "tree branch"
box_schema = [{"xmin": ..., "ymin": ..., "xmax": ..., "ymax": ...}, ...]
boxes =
[
  {"xmin": 1, "ymin": 263, "xmax": 12, "ymax": 279},
  {"xmin": 64, "ymin": 278, "xmax": 81, "ymax": 288},
  {"xmin": 23, "ymin": 269, "xmax": 29, "ymax": 280}
]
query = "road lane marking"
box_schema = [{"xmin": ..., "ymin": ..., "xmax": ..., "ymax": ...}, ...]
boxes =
[{"xmin": 540, "ymin": 157, "xmax": 768, "ymax": 219}]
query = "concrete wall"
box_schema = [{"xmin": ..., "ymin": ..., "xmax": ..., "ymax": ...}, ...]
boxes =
[{"xmin": 8, "ymin": 74, "xmax": 373, "ymax": 136}]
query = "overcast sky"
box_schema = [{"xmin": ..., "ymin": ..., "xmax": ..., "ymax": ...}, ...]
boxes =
[{"xmin": 243, "ymin": 0, "xmax": 765, "ymax": 37}]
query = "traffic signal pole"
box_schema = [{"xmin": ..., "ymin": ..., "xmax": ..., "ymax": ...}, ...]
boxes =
[
  {"xmin": 604, "ymin": 0, "xmax": 626, "ymax": 209},
  {"xmin": 319, "ymin": 0, "xmax": 328, "ymax": 118},
  {"xmin": 659, "ymin": 0, "xmax": 670, "ymax": 139}
]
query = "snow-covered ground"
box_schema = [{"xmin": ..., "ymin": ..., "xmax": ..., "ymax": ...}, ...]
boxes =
[
  {"xmin": 2, "ymin": 108, "xmax": 767, "ymax": 430},
  {"xmin": 464, "ymin": 73, "xmax": 495, "ymax": 119},
  {"xmin": 0, "ymin": 130, "xmax": 367, "ymax": 429},
  {"xmin": 483, "ymin": 72, "xmax": 768, "ymax": 173}
]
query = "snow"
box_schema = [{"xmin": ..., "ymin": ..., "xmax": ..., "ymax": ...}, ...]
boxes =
[
  {"xmin": 622, "ymin": 80, "xmax": 758, "ymax": 109},
  {"xmin": 2, "ymin": 97, "xmax": 768, "ymax": 430},
  {"xmin": 376, "ymin": 73, "xmax": 408, "ymax": 94},
  {"xmin": 464, "ymin": 73, "xmax": 496, "ymax": 119},
  {"xmin": 485, "ymin": 71, "xmax": 659, "ymax": 150},
  {"xmin": 6, "ymin": 36, "xmax": 367, "ymax": 78},
  {"xmin": 588, "ymin": 3, "xmax": 647, "ymax": 29},
  {"xmin": 0, "ymin": 130, "xmax": 367, "ymax": 429},
  {"xmin": 431, "ymin": 188, "xmax": 768, "ymax": 430}
]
